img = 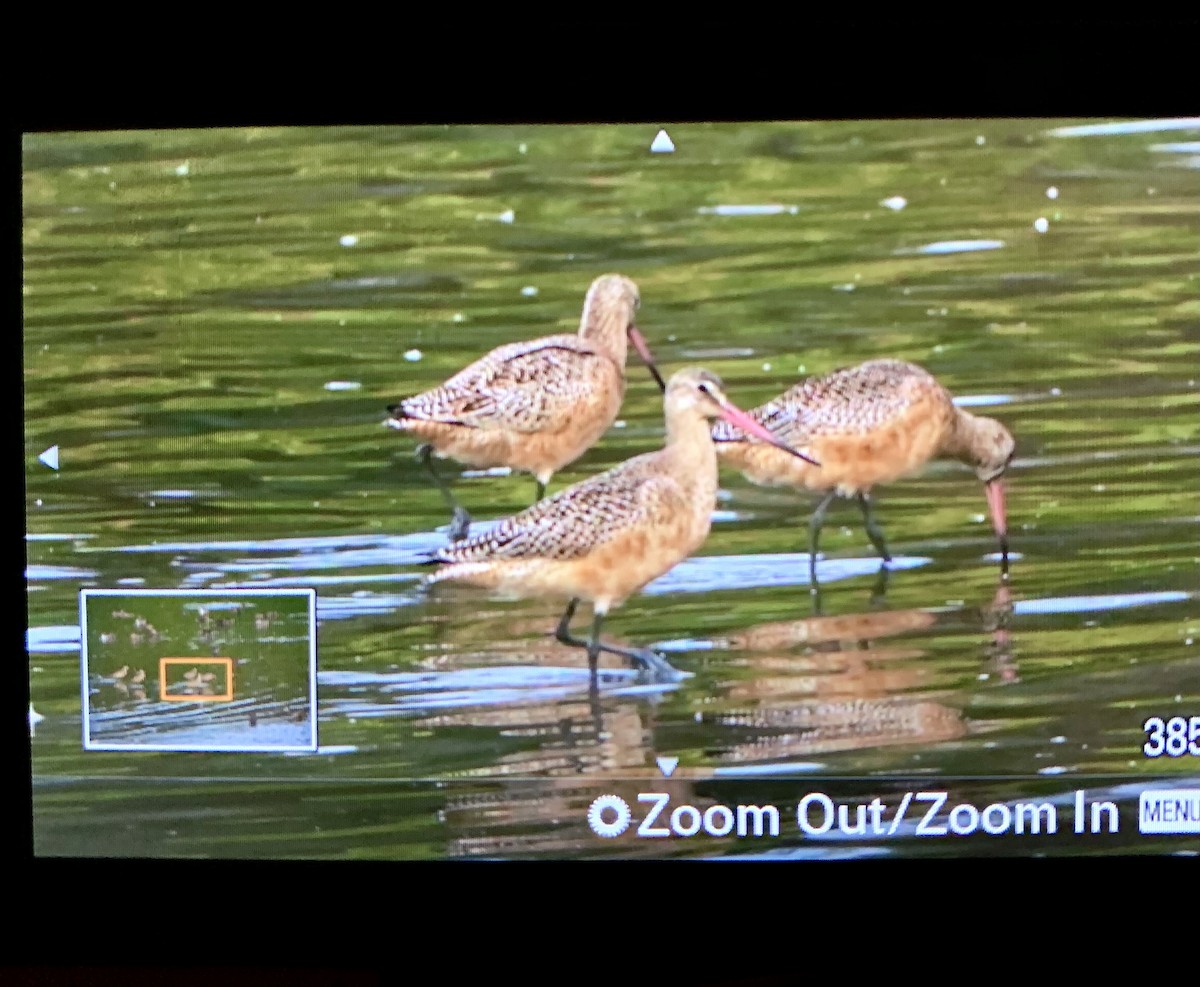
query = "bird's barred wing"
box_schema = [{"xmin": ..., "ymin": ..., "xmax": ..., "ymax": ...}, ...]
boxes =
[
  {"xmin": 713, "ymin": 360, "xmax": 938, "ymax": 443},
  {"xmin": 399, "ymin": 335, "xmax": 616, "ymax": 433},
  {"xmin": 710, "ymin": 391, "xmax": 803, "ymax": 443},
  {"xmin": 435, "ymin": 455, "xmax": 681, "ymax": 563}
]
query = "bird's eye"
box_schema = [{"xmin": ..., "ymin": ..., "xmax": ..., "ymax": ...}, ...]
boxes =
[{"xmin": 697, "ymin": 383, "xmax": 711, "ymax": 396}]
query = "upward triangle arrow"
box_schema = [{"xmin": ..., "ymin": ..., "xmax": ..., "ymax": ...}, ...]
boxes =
[{"xmin": 650, "ymin": 130, "xmax": 675, "ymax": 153}]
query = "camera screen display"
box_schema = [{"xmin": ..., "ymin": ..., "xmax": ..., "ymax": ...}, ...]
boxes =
[{"xmin": 24, "ymin": 119, "xmax": 1200, "ymax": 859}]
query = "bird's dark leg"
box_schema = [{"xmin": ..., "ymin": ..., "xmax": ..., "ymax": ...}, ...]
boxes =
[
  {"xmin": 554, "ymin": 598, "xmax": 582, "ymax": 646},
  {"xmin": 808, "ymin": 490, "xmax": 838, "ymax": 590},
  {"xmin": 869, "ymin": 563, "xmax": 891, "ymax": 609},
  {"xmin": 553, "ymin": 600, "xmax": 685, "ymax": 683},
  {"xmin": 415, "ymin": 443, "xmax": 471, "ymax": 542},
  {"xmin": 534, "ymin": 479, "xmax": 547, "ymax": 503},
  {"xmin": 857, "ymin": 492, "xmax": 892, "ymax": 564}
]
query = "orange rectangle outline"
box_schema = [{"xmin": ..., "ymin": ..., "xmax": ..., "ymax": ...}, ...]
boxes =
[{"xmin": 159, "ymin": 657, "xmax": 235, "ymax": 702}]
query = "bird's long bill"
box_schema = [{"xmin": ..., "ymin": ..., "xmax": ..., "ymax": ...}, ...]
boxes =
[
  {"xmin": 716, "ymin": 401, "xmax": 821, "ymax": 467},
  {"xmin": 986, "ymin": 479, "xmax": 1009, "ymax": 558},
  {"xmin": 628, "ymin": 326, "xmax": 666, "ymax": 393}
]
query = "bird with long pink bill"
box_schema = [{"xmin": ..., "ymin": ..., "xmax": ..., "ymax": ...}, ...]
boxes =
[
  {"xmin": 386, "ymin": 274, "xmax": 663, "ymax": 542},
  {"xmin": 711, "ymin": 359, "xmax": 1014, "ymax": 584},
  {"xmin": 427, "ymin": 368, "xmax": 821, "ymax": 682}
]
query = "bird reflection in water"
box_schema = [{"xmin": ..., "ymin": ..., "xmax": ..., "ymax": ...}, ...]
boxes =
[
  {"xmin": 699, "ymin": 571, "xmax": 1019, "ymax": 768},
  {"xmin": 408, "ymin": 566, "xmax": 1020, "ymax": 780},
  {"xmin": 443, "ymin": 775, "xmax": 719, "ymax": 860},
  {"xmin": 981, "ymin": 580, "xmax": 1017, "ymax": 683}
]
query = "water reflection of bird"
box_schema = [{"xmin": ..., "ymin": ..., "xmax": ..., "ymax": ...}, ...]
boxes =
[
  {"xmin": 716, "ymin": 606, "xmax": 937, "ymax": 706},
  {"xmin": 719, "ymin": 606, "xmax": 937, "ymax": 655},
  {"xmin": 444, "ymin": 777, "xmax": 716, "ymax": 859},
  {"xmin": 416, "ymin": 673, "xmax": 650, "ymax": 777},
  {"xmin": 703, "ymin": 576, "xmax": 1019, "ymax": 766},
  {"xmin": 713, "ymin": 698, "xmax": 967, "ymax": 765},
  {"xmin": 429, "ymin": 368, "xmax": 819, "ymax": 681},
  {"xmin": 713, "ymin": 360, "xmax": 1015, "ymax": 583},
  {"xmin": 386, "ymin": 274, "xmax": 664, "ymax": 542},
  {"xmin": 981, "ymin": 580, "xmax": 1018, "ymax": 682}
]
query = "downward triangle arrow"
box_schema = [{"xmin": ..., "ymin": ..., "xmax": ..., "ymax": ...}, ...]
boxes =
[{"xmin": 656, "ymin": 756, "xmax": 679, "ymax": 777}]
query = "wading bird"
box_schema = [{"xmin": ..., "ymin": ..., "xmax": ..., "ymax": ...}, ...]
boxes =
[
  {"xmin": 711, "ymin": 359, "xmax": 1014, "ymax": 584},
  {"xmin": 386, "ymin": 274, "xmax": 664, "ymax": 541},
  {"xmin": 427, "ymin": 368, "xmax": 820, "ymax": 681}
]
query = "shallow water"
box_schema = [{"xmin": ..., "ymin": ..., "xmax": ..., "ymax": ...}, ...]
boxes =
[{"xmin": 24, "ymin": 119, "xmax": 1200, "ymax": 858}]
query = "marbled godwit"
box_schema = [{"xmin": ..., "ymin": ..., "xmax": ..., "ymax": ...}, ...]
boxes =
[
  {"xmin": 712, "ymin": 359, "xmax": 1014, "ymax": 583},
  {"xmin": 428, "ymin": 368, "xmax": 819, "ymax": 681},
  {"xmin": 386, "ymin": 274, "xmax": 665, "ymax": 541}
]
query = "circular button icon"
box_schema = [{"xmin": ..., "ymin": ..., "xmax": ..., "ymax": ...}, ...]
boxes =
[{"xmin": 587, "ymin": 794, "xmax": 631, "ymax": 838}]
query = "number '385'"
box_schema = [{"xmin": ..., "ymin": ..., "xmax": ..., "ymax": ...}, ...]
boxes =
[{"xmin": 1142, "ymin": 716, "xmax": 1200, "ymax": 757}]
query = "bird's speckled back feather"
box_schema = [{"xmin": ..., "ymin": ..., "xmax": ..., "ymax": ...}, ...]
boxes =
[
  {"xmin": 711, "ymin": 360, "xmax": 947, "ymax": 444},
  {"xmin": 399, "ymin": 335, "xmax": 620, "ymax": 433},
  {"xmin": 432, "ymin": 449, "xmax": 689, "ymax": 565}
]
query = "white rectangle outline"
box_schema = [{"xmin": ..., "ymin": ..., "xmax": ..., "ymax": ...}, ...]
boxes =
[
  {"xmin": 80, "ymin": 588, "xmax": 318, "ymax": 753},
  {"xmin": 1138, "ymin": 789, "xmax": 1200, "ymax": 834}
]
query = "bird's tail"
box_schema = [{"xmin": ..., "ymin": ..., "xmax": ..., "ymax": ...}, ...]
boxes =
[
  {"xmin": 384, "ymin": 398, "xmax": 417, "ymax": 431},
  {"xmin": 423, "ymin": 561, "xmax": 497, "ymax": 587}
]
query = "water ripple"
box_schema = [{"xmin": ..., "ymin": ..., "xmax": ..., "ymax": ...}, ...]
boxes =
[
  {"xmin": 899, "ymin": 239, "xmax": 1005, "ymax": 256},
  {"xmin": 318, "ymin": 664, "xmax": 674, "ymax": 713},
  {"xmin": 27, "ymin": 625, "xmax": 81, "ymax": 653},
  {"xmin": 27, "ymin": 564, "xmax": 98, "ymax": 580},
  {"xmin": 1150, "ymin": 142, "xmax": 1200, "ymax": 153},
  {"xmin": 1048, "ymin": 118, "xmax": 1200, "ymax": 138},
  {"xmin": 1014, "ymin": 590, "xmax": 1194, "ymax": 616},
  {"xmin": 697, "ymin": 204, "xmax": 800, "ymax": 216},
  {"xmin": 644, "ymin": 554, "xmax": 930, "ymax": 595}
]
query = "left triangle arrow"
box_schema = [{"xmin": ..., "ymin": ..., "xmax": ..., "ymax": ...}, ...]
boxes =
[{"xmin": 38, "ymin": 445, "xmax": 59, "ymax": 470}]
